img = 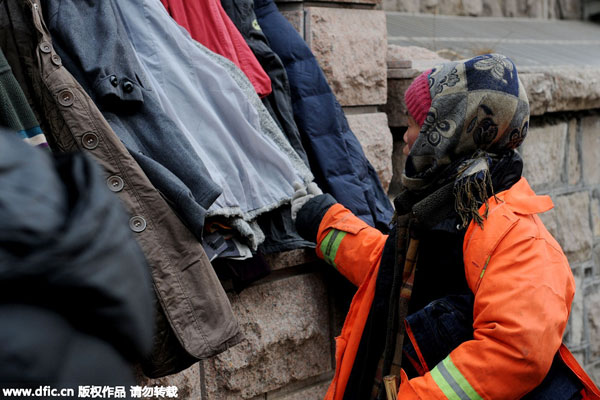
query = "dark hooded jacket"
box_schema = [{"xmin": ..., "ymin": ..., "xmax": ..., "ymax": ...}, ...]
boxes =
[{"xmin": 0, "ymin": 132, "xmax": 153, "ymax": 388}]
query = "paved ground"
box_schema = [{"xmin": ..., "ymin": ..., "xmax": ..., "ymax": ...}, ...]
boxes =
[{"xmin": 387, "ymin": 12, "xmax": 600, "ymax": 68}]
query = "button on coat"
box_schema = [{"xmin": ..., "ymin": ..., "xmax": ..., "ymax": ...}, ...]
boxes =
[
  {"xmin": 107, "ymin": 175, "xmax": 124, "ymax": 192},
  {"xmin": 57, "ymin": 89, "xmax": 74, "ymax": 106},
  {"xmin": 81, "ymin": 132, "xmax": 99, "ymax": 149},
  {"xmin": 129, "ymin": 216, "xmax": 147, "ymax": 233},
  {"xmin": 122, "ymin": 80, "xmax": 133, "ymax": 93}
]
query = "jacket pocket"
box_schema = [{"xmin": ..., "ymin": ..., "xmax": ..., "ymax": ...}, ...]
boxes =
[{"xmin": 329, "ymin": 214, "xmax": 370, "ymax": 235}]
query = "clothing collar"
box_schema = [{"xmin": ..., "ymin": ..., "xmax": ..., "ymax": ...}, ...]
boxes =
[{"xmin": 494, "ymin": 177, "xmax": 553, "ymax": 215}]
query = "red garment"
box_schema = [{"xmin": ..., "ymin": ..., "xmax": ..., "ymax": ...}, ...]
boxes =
[{"xmin": 160, "ymin": 0, "xmax": 271, "ymax": 98}]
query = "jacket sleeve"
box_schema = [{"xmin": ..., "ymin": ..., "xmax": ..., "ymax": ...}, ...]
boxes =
[
  {"xmin": 313, "ymin": 202, "xmax": 388, "ymax": 287},
  {"xmin": 399, "ymin": 212, "xmax": 574, "ymax": 399},
  {"xmin": 44, "ymin": 0, "xmax": 144, "ymax": 105}
]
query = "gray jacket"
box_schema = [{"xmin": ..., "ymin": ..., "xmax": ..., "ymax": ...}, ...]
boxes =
[
  {"xmin": 1, "ymin": 0, "xmax": 241, "ymax": 378},
  {"xmin": 199, "ymin": 44, "xmax": 314, "ymax": 250},
  {"xmin": 220, "ymin": 0, "xmax": 309, "ymax": 168}
]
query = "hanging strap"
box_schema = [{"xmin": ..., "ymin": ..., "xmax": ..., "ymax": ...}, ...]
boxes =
[
  {"xmin": 376, "ymin": 213, "xmax": 419, "ymax": 400},
  {"xmin": 389, "ymin": 234, "xmax": 419, "ymax": 378}
]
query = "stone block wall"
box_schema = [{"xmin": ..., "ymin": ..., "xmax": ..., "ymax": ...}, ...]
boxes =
[
  {"xmin": 141, "ymin": 254, "xmax": 347, "ymax": 400},
  {"xmin": 381, "ymin": 0, "xmax": 583, "ymax": 19},
  {"xmin": 201, "ymin": 272, "xmax": 332, "ymax": 399},
  {"xmin": 521, "ymin": 115, "xmax": 600, "ymax": 381}
]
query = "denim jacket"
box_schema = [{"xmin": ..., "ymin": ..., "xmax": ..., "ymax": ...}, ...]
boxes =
[
  {"xmin": 110, "ymin": 0, "xmax": 313, "ymax": 248},
  {"xmin": 41, "ymin": 0, "xmax": 222, "ymax": 240}
]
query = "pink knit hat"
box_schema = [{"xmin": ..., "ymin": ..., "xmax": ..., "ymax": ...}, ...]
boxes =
[{"xmin": 404, "ymin": 69, "xmax": 433, "ymax": 127}]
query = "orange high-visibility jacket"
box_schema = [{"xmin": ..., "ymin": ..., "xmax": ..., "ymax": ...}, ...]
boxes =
[{"xmin": 317, "ymin": 178, "xmax": 600, "ymax": 400}]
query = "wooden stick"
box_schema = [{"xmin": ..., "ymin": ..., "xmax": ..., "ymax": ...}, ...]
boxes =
[{"xmin": 383, "ymin": 375, "xmax": 398, "ymax": 400}]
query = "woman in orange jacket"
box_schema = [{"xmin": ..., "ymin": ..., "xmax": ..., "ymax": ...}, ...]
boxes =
[{"xmin": 292, "ymin": 54, "xmax": 600, "ymax": 400}]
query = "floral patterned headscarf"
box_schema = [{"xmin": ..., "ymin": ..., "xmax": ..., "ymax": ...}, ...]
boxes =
[{"xmin": 401, "ymin": 54, "xmax": 530, "ymax": 226}]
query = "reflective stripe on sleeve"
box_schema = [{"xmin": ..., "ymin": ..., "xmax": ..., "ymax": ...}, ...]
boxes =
[
  {"xmin": 430, "ymin": 356, "xmax": 484, "ymax": 400},
  {"xmin": 320, "ymin": 229, "xmax": 347, "ymax": 268}
]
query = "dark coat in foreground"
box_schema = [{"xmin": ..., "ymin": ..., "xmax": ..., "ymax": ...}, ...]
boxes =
[{"xmin": 0, "ymin": 133, "xmax": 153, "ymax": 389}]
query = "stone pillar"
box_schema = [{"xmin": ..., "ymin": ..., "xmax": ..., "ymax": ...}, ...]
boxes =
[{"xmin": 295, "ymin": 2, "xmax": 393, "ymax": 192}]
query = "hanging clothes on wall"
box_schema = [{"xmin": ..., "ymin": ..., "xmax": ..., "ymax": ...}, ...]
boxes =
[
  {"xmin": 254, "ymin": 0, "xmax": 395, "ymax": 233},
  {"xmin": 200, "ymin": 43, "xmax": 315, "ymax": 254},
  {"xmin": 221, "ymin": 0, "xmax": 314, "ymax": 253},
  {"xmin": 220, "ymin": 0, "xmax": 309, "ymax": 167},
  {"xmin": 41, "ymin": 0, "xmax": 221, "ymax": 241},
  {"xmin": 159, "ymin": 0, "xmax": 272, "ymax": 98},
  {"xmin": 218, "ymin": 0, "xmax": 315, "ymax": 253},
  {"xmin": 0, "ymin": 49, "xmax": 48, "ymax": 147},
  {"xmin": 197, "ymin": 42, "xmax": 310, "ymax": 189},
  {"xmin": 107, "ymin": 0, "xmax": 313, "ymax": 249},
  {"xmin": 1, "ymin": 0, "xmax": 241, "ymax": 378}
]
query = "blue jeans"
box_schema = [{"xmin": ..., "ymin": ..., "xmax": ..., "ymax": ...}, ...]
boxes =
[{"xmin": 403, "ymin": 295, "xmax": 583, "ymax": 399}]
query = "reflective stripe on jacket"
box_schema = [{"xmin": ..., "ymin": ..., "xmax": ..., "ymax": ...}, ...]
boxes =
[{"xmin": 316, "ymin": 177, "xmax": 600, "ymax": 400}]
